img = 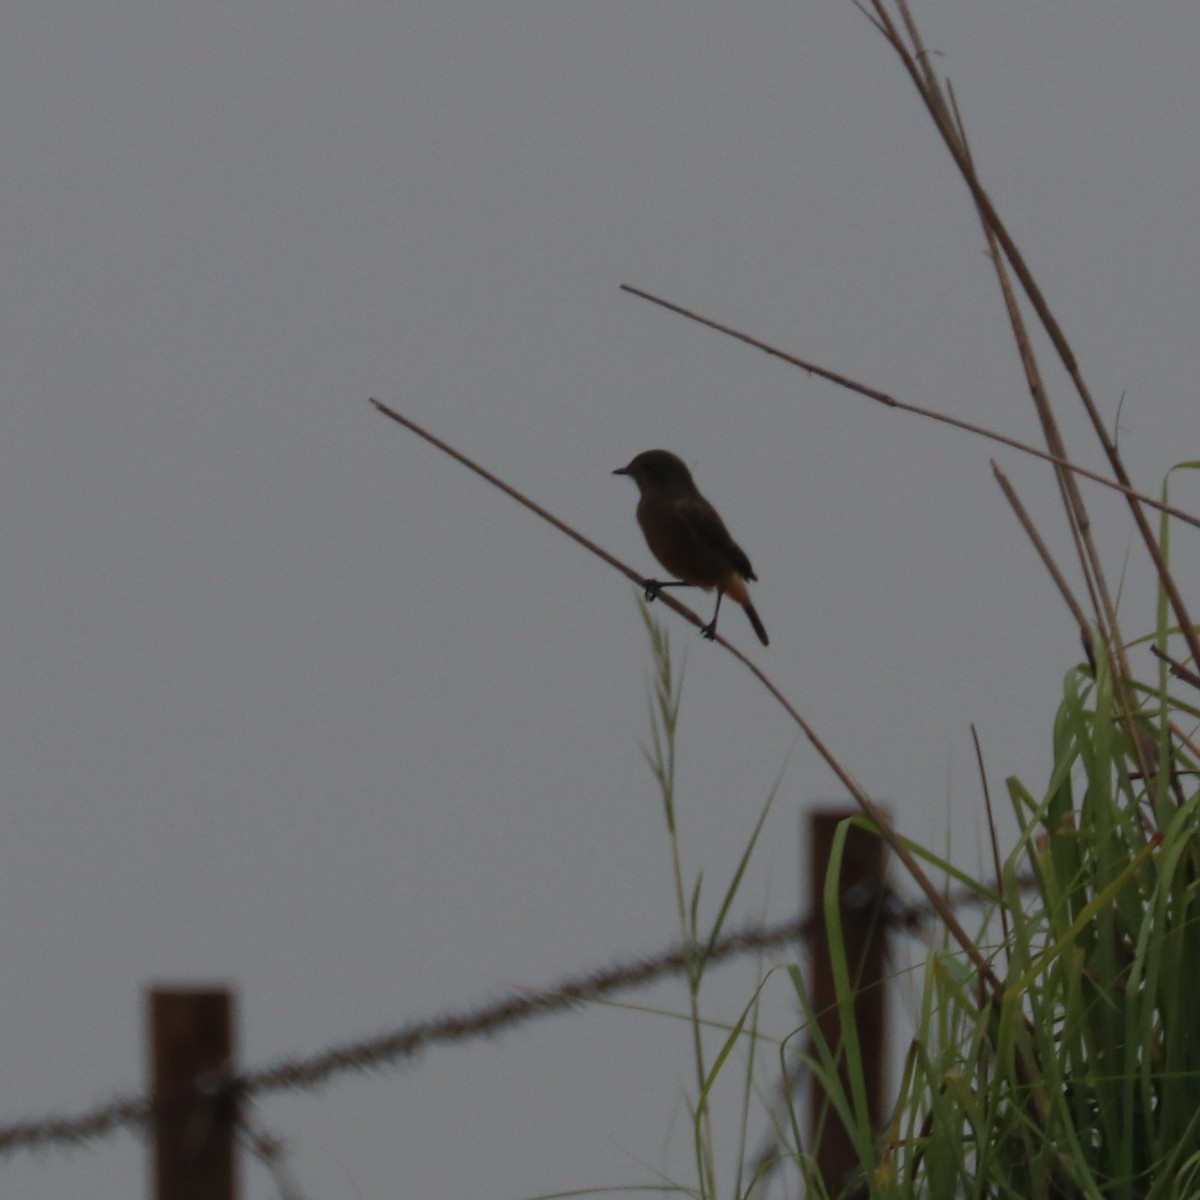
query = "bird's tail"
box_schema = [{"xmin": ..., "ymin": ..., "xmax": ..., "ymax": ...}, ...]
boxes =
[
  {"xmin": 724, "ymin": 573, "xmax": 769, "ymax": 646},
  {"xmin": 742, "ymin": 600, "xmax": 769, "ymax": 647}
]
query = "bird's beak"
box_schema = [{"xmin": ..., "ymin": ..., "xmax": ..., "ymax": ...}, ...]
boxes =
[{"xmin": 613, "ymin": 463, "xmax": 632, "ymax": 476}]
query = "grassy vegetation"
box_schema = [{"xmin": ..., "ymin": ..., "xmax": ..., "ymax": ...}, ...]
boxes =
[
  {"xmin": 631, "ymin": 538, "xmax": 1198, "ymax": 1199},
  {"xmin": 619, "ymin": 5, "xmax": 1200, "ymax": 1197}
]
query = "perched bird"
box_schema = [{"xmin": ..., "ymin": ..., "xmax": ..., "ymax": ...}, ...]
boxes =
[{"xmin": 614, "ymin": 449, "xmax": 769, "ymax": 646}]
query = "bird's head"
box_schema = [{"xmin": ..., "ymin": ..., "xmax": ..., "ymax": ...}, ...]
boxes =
[{"xmin": 613, "ymin": 449, "xmax": 697, "ymax": 496}]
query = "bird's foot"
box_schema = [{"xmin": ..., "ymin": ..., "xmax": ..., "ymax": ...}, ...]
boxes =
[
  {"xmin": 642, "ymin": 579, "xmax": 664, "ymax": 602},
  {"xmin": 700, "ymin": 620, "xmax": 718, "ymax": 641}
]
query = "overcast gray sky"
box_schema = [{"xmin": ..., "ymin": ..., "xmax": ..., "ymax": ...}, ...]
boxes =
[{"xmin": 3, "ymin": 2, "xmax": 1199, "ymax": 1197}]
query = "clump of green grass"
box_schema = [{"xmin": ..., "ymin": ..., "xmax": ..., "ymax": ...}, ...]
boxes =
[{"xmin": 873, "ymin": 626, "xmax": 1200, "ymax": 1199}]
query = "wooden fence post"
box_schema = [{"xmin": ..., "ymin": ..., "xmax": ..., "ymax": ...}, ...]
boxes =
[
  {"xmin": 148, "ymin": 985, "xmax": 237, "ymax": 1200},
  {"xmin": 807, "ymin": 808, "xmax": 889, "ymax": 1196}
]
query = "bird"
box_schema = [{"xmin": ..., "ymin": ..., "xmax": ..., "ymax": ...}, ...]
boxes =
[{"xmin": 613, "ymin": 449, "xmax": 769, "ymax": 646}]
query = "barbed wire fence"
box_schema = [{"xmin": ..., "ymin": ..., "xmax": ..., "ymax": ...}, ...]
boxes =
[{"xmin": 0, "ymin": 875, "xmax": 1013, "ymax": 1166}]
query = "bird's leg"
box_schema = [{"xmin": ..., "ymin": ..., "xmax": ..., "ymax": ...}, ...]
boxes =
[
  {"xmin": 642, "ymin": 579, "xmax": 695, "ymax": 603},
  {"xmin": 700, "ymin": 590, "xmax": 725, "ymax": 640}
]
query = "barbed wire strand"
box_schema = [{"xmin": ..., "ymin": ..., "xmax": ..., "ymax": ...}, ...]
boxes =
[
  {"xmin": 0, "ymin": 878, "xmax": 1021, "ymax": 1160},
  {"xmin": 0, "ymin": 915, "xmax": 802, "ymax": 1157}
]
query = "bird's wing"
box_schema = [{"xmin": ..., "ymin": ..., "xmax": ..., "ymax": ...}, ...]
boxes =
[{"xmin": 678, "ymin": 496, "xmax": 758, "ymax": 581}]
